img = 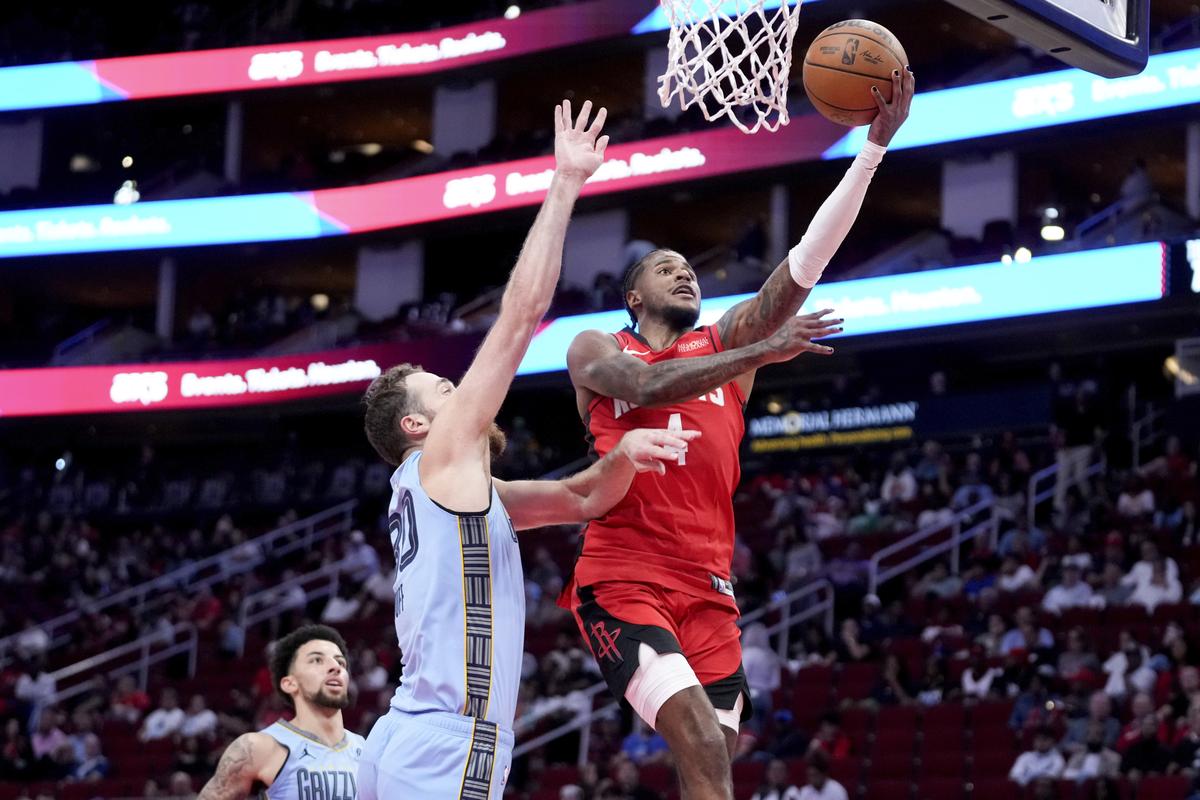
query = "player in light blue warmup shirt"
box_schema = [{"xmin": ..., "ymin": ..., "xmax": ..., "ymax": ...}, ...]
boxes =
[
  {"xmin": 358, "ymin": 99, "xmax": 698, "ymax": 799},
  {"xmin": 198, "ymin": 625, "xmax": 366, "ymax": 800}
]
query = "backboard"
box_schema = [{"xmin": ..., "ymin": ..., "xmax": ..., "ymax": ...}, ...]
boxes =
[{"xmin": 942, "ymin": 0, "xmax": 1149, "ymax": 77}]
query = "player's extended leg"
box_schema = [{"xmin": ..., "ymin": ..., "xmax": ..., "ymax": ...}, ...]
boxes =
[
  {"xmin": 570, "ymin": 583, "xmax": 735, "ymax": 800},
  {"xmin": 653, "ymin": 684, "xmax": 734, "ymax": 800}
]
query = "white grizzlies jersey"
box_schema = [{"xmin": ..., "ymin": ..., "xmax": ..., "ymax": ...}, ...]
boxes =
[
  {"xmin": 387, "ymin": 451, "xmax": 525, "ymax": 730},
  {"xmin": 258, "ymin": 720, "xmax": 365, "ymax": 800}
]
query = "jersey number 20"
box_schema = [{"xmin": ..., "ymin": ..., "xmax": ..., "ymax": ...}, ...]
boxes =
[{"xmin": 389, "ymin": 490, "xmax": 420, "ymax": 571}]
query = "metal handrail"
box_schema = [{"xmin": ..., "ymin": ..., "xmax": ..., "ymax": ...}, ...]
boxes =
[
  {"xmin": 235, "ymin": 556, "xmax": 356, "ymax": 655},
  {"xmin": 44, "ymin": 623, "xmax": 198, "ymax": 708},
  {"xmin": 1131, "ymin": 406, "xmax": 1167, "ymax": 468},
  {"xmin": 1026, "ymin": 455, "xmax": 1106, "ymax": 528},
  {"xmin": 0, "ymin": 500, "xmax": 357, "ymax": 666},
  {"xmin": 867, "ymin": 498, "xmax": 996, "ymax": 596},
  {"xmin": 512, "ymin": 580, "xmax": 835, "ymax": 766},
  {"xmin": 1076, "ymin": 194, "xmax": 1158, "ymax": 240},
  {"xmin": 52, "ymin": 318, "xmax": 113, "ymax": 360}
]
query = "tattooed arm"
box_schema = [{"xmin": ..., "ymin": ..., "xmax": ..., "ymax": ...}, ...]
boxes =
[
  {"xmin": 715, "ymin": 265, "xmax": 824, "ymax": 351},
  {"xmin": 567, "ymin": 318, "xmax": 836, "ymax": 408},
  {"xmin": 716, "ymin": 72, "xmax": 914, "ymax": 351},
  {"xmin": 198, "ymin": 732, "xmax": 280, "ymax": 799}
]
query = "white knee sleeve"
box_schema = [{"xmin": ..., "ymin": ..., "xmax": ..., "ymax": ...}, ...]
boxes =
[
  {"xmin": 624, "ymin": 643, "xmax": 701, "ymax": 730},
  {"xmin": 714, "ymin": 693, "xmax": 744, "ymax": 734}
]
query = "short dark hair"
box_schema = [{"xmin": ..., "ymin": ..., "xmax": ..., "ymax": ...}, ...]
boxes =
[
  {"xmin": 362, "ymin": 363, "xmax": 423, "ymax": 466},
  {"xmin": 621, "ymin": 248, "xmax": 679, "ymax": 328},
  {"xmin": 269, "ymin": 625, "xmax": 350, "ymax": 708}
]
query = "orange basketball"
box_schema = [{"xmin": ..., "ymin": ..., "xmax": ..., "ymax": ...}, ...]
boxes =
[{"xmin": 802, "ymin": 20, "xmax": 908, "ymax": 127}]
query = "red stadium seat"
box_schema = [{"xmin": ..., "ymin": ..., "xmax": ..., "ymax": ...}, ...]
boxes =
[
  {"xmin": 537, "ymin": 764, "xmax": 580, "ymax": 791},
  {"xmin": 971, "ymin": 750, "xmax": 1017, "ymax": 779},
  {"xmin": 1105, "ymin": 604, "xmax": 1151, "ymax": 627},
  {"xmin": 920, "ymin": 750, "xmax": 967, "ymax": 778},
  {"xmin": 878, "ymin": 705, "xmax": 921, "ymax": 736},
  {"xmin": 864, "ymin": 778, "xmax": 914, "ymax": 800},
  {"xmin": 968, "ymin": 778, "xmax": 1021, "ymax": 799},
  {"xmin": 842, "ymin": 706, "xmax": 876, "ymax": 752},
  {"xmin": 1152, "ymin": 603, "xmax": 1191, "ymax": 625},
  {"xmin": 923, "ymin": 703, "xmax": 966, "ymax": 734},
  {"xmin": 640, "ymin": 764, "xmax": 674, "ymax": 792},
  {"xmin": 1134, "ymin": 775, "xmax": 1189, "ymax": 800},
  {"xmin": 830, "ymin": 757, "xmax": 864, "ymax": 791},
  {"xmin": 795, "ymin": 664, "xmax": 836, "ymax": 692},
  {"xmin": 786, "ymin": 758, "xmax": 809, "ymax": 787},
  {"xmin": 732, "ymin": 759, "xmax": 765, "ymax": 787},
  {"xmin": 916, "ymin": 778, "xmax": 966, "ymax": 800},
  {"xmin": 1059, "ymin": 607, "xmax": 1103, "ymax": 629},
  {"xmin": 869, "ymin": 752, "xmax": 915, "ymax": 781},
  {"xmin": 839, "ymin": 662, "xmax": 881, "ymax": 701},
  {"xmin": 971, "ymin": 700, "xmax": 1016, "ymax": 731}
]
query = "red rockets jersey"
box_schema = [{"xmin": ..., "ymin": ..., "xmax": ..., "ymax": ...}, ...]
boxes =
[{"xmin": 571, "ymin": 324, "xmax": 747, "ymax": 607}]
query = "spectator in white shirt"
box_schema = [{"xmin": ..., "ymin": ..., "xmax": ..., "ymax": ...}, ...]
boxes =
[
  {"xmin": 1062, "ymin": 727, "xmax": 1120, "ymax": 782},
  {"xmin": 1000, "ymin": 607, "xmax": 1054, "ymax": 656},
  {"xmin": 1116, "ymin": 475, "xmax": 1155, "ymax": 519},
  {"xmin": 797, "ymin": 754, "xmax": 848, "ymax": 800},
  {"xmin": 998, "ymin": 556, "xmax": 1038, "ymax": 593},
  {"xmin": 881, "ymin": 454, "xmax": 917, "ymax": 506},
  {"xmin": 320, "ymin": 582, "xmax": 362, "ymax": 624},
  {"xmin": 1042, "ymin": 564, "xmax": 1094, "ymax": 615},
  {"xmin": 276, "ymin": 570, "xmax": 308, "ymax": 612},
  {"xmin": 961, "ymin": 648, "xmax": 1003, "ymax": 700},
  {"xmin": 139, "ymin": 689, "xmax": 185, "ymax": 742},
  {"xmin": 752, "ymin": 758, "xmax": 804, "ymax": 800},
  {"xmin": 179, "ymin": 694, "xmax": 217, "ymax": 739},
  {"xmin": 1103, "ymin": 641, "xmax": 1156, "ymax": 700},
  {"xmin": 357, "ymin": 649, "xmax": 389, "ymax": 693},
  {"xmin": 14, "ymin": 660, "xmax": 56, "ymax": 710},
  {"xmin": 1059, "ymin": 535, "xmax": 1094, "ymax": 573},
  {"xmin": 1009, "ymin": 727, "xmax": 1065, "ymax": 786},
  {"xmin": 14, "ymin": 621, "xmax": 50, "ymax": 662},
  {"xmin": 1128, "ymin": 560, "xmax": 1182, "ymax": 612},
  {"xmin": 742, "ymin": 623, "xmax": 781, "ymax": 733},
  {"xmin": 1122, "ymin": 542, "xmax": 1179, "ymax": 590},
  {"xmin": 345, "ymin": 530, "xmax": 381, "ymax": 582}
]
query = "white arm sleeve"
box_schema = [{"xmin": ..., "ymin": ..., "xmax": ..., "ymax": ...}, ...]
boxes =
[{"xmin": 789, "ymin": 140, "xmax": 886, "ymax": 288}]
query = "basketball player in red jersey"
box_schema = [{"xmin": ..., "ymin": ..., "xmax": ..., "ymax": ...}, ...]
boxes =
[{"xmin": 560, "ymin": 69, "xmax": 914, "ymax": 799}]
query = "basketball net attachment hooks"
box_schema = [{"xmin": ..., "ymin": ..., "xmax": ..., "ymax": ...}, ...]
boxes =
[{"xmin": 657, "ymin": 0, "xmax": 804, "ymax": 135}]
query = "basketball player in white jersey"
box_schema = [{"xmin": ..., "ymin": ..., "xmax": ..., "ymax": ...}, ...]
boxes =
[
  {"xmin": 357, "ymin": 100, "xmax": 697, "ymax": 799},
  {"xmin": 198, "ymin": 624, "xmax": 365, "ymax": 800}
]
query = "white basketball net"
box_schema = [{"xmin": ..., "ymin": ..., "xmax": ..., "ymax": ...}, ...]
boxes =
[{"xmin": 657, "ymin": 0, "xmax": 803, "ymax": 135}]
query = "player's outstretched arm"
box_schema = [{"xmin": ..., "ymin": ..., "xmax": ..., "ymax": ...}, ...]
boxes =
[
  {"xmin": 496, "ymin": 428, "xmax": 700, "ymax": 530},
  {"xmin": 715, "ymin": 67, "xmax": 914, "ymax": 351},
  {"xmin": 197, "ymin": 732, "xmax": 276, "ymax": 800},
  {"xmin": 422, "ymin": 100, "xmax": 608, "ymax": 476},
  {"xmin": 567, "ymin": 317, "xmax": 838, "ymax": 408}
]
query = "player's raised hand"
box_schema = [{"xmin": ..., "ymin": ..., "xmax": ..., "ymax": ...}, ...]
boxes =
[
  {"xmin": 761, "ymin": 312, "xmax": 844, "ymax": 363},
  {"xmin": 617, "ymin": 428, "xmax": 701, "ymax": 475},
  {"xmin": 793, "ymin": 308, "xmax": 844, "ymax": 339},
  {"xmin": 867, "ymin": 65, "xmax": 915, "ymax": 147},
  {"xmin": 554, "ymin": 99, "xmax": 609, "ymax": 183}
]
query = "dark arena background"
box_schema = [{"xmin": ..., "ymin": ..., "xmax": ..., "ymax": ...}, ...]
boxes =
[{"xmin": 1, "ymin": 0, "xmax": 1200, "ymax": 798}]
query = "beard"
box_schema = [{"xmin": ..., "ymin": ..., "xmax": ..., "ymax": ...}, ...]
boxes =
[
  {"xmin": 650, "ymin": 298, "xmax": 701, "ymax": 331},
  {"xmin": 421, "ymin": 404, "xmax": 506, "ymax": 460},
  {"xmin": 487, "ymin": 423, "xmax": 507, "ymax": 460},
  {"xmin": 305, "ymin": 686, "xmax": 352, "ymax": 710}
]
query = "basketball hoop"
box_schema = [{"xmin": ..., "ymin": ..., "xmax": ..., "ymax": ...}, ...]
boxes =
[{"xmin": 657, "ymin": 0, "xmax": 804, "ymax": 135}]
